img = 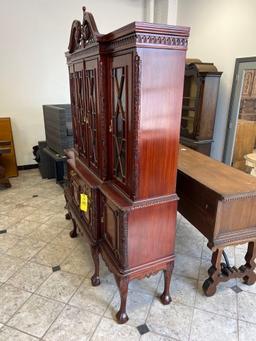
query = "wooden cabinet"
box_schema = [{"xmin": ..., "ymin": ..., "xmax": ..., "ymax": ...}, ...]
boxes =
[
  {"xmin": 180, "ymin": 59, "xmax": 222, "ymax": 155},
  {"xmin": 64, "ymin": 7, "xmax": 189, "ymax": 323},
  {"xmin": 0, "ymin": 117, "xmax": 18, "ymax": 178}
]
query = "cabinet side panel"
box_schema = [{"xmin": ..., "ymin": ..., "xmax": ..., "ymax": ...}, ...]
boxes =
[
  {"xmin": 198, "ymin": 76, "xmax": 220, "ymax": 139},
  {"xmin": 127, "ymin": 201, "xmax": 177, "ymax": 268},
  {"xmin": 138, "ymin": 48, "xmax": 186, "ymax": 199}
]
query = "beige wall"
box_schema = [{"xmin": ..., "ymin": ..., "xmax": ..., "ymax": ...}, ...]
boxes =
[
  {"xmin": 177, "ymin": 0, "xmax": 256, "ymax": 160},
  {"xmin": 0, "ymin": 0, "xmax": 144, "ymax": 166}
]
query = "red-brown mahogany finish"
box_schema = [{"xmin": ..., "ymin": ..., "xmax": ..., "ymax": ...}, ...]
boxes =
[{"xmin": 64, "ymin": 7, "xmax": 190, "ymax": 324}]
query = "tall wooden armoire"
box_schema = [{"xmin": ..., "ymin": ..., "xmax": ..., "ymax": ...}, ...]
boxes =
[{"xmin": 64, "ymin": 7, "xmax": 189, "ymax": 323}]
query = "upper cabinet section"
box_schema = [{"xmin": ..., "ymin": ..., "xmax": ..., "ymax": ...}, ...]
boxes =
[{"xmin": 66, "ymin": 7, "xmax": 190, "ymax": 200}]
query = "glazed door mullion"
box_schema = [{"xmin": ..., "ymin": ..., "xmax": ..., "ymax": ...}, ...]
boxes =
[
  {"xmin": 69, "ymin": 68, "xmax": 78, "ymax": 149},
  {"xmin": 85, "ymin": 59, "xmax": 99, "ymax": 173},
  {"xmin": 74, "ymin": 62, "xmax": 88, "ymax": 160}
]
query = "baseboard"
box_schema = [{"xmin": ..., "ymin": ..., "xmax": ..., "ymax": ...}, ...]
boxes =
[{"xmin": 18, "ymin": 164, "xmax": 39, "ymax": 170}]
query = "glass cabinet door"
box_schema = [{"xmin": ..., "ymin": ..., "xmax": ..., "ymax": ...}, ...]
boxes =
[
  {"xmin": 109, "ymin": 53, "xmax": 132, "ymax": 195},
  {"xmin": 85, "ymin": 59, "xmax": 99, "ymax": 173},
  {"xmin": 74, "ymin": 62, "xmax": 88, "ymax": 161}
]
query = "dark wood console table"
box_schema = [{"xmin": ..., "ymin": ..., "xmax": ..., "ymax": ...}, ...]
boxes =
[
  {"xmin": 177, "ymin": 145, "xmax": 256, "ymax": 296},
  {"xmin": 0, "ymin": 140, "xmax": 12, "ymax": 189}
]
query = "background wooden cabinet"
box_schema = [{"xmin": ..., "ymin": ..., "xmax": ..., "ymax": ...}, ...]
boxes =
[
  {"xmin": 180, "ymin": 59, "xmax": 222, "ymax": 155},
  {"xmin": 0, "ymin": 117, "xmax": 18, "ymax": 177}
]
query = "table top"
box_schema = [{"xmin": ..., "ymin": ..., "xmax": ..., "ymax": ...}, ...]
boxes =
[{"xmin": 178, "ymin": 145, "xmax": 256, "ymax": 197}]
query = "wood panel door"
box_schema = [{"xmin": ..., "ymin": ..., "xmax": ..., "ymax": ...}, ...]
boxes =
[{"xmin": 100, "ymin": 194, "xmax": 127, "ymax": 268}]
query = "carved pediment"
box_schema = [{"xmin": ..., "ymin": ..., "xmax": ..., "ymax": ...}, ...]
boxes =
[{"xmin": 68, "ymin": 6, "xmax": 100, "ymax": 53}]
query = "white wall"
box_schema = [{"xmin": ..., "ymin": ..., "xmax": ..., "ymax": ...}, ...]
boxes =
[
  {"xmin": 177, "ymin": 0, "xmax": 256, "ymax": 160},
  {"xmin": 0, "ymin": 0, "xmax": 144, "ymax": 166}
]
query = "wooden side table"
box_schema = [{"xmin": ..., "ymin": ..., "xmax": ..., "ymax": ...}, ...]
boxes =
[{"xmin": 0, "ymin": 141, "xmax": 12, "ymax": 189}]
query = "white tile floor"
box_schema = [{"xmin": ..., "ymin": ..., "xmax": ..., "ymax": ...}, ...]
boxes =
[{"xmin": 0, "ymin": 169, "xmax": 256, "ymax": 340}]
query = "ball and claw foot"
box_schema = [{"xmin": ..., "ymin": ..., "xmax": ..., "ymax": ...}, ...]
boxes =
[
  {"xmin": 91, "ymin": 275, "xmax": 100, "ymax": 287},
  {"xmin": 203, "ymin": 278, "xmax": 217, "ymax": 297},
  {"xmin": 160, "ymin": 293, "xmax": 172, "ymax": 305},
  {"xmin": 69, "ymin": 229, "xmax": 78, "ymax": 238},
  {"xmin": 65, "ymin": 213, "xmax": 71, "ymax": 220},
  {"xmin": 116, "ymin": 311, "xmax": 129, "ymax": 324}
]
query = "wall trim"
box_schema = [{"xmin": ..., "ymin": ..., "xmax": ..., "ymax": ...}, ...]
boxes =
[{"xmin": 18, "ymin": 164, "xmax": 39, "ymax": 170}]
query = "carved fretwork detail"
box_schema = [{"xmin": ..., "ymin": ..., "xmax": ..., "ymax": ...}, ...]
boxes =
[
  {"xmin": 112, "ymin": 67, "xmax": 127, "ymax": 183},
  {"xmin": 74, "ymin": 70, "xmax": 87, "ymax": 158},
  {"xmin": 68, "ymin": 7, "xmax": 100, "ymax": 53},
  {"xmin": 136, "ymin": 33, "xmax": 188, "ymax": 48},
  {"xmin": 69, "ymin": 73, "xmax": 78, "ymax": 148},
  {"xmin": 132, "ymin": 54, "xmax": 142, "ymax": 199},
  {"xmin": 105, "ymin": 33, "xmax": 188, "ymax": 52},
  {"xmin": 119, "ymin": 210, "xmax": 128, "ymax": 269}
]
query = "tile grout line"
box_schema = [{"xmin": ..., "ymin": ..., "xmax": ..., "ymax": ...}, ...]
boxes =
[
  {"xmin": 141, "ymin": 272, "xmax": 166, "ymax": 340},
  {"xmin": 187, "ymin": 253, "xmax": 203, "ymax": 341},
  {"xmin": 0, "ymin": 324, "xmax": 41, "ymax": 340}
]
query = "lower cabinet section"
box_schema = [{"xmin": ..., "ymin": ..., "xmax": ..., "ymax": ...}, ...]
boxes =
[
  {"xmin": 64, "ymin": 156, "xmax": 177, "ymax": 324},
  {"xmin": 100, "ymin": 187, "xmax": 177, "ymax": 275}
]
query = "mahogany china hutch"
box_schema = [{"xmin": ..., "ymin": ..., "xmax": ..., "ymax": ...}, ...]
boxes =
[
  {"xmin": 180, "ymin": 59, "xmax": 222, "ymax": 155},
  {"xmin": 64, "ymin": 7, "xmax": 189, "ymax": 323}
]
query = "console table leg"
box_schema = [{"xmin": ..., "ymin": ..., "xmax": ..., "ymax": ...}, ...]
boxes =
[
  {"xmin": 90, "ymin": 245, "xmax": 100, "ymax": 287},
  {"xmin": 69, "ymin": 218, "xmax": 78, "ymax": 238},
  {"xmin": 243, "ymin": 241, "xmax": 256, "ymax": 285},
  {"xmin": 115, "ymin": 276, "xmax": 129, "ymax": 324},
  {"xmin": 160, "ymin": 261, "xmax": 173, "ymax": 305},
  {"xmin": 203, "ymin": 247, "xmax": 223, "ymax": 296}
]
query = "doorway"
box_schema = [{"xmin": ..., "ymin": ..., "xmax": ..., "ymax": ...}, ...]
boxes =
[{"xmin": 223, "ymin": 57, "xmax": 256, "ymax": 174}]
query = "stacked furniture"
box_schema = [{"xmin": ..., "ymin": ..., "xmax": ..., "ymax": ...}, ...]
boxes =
[
  {"xmin": 64, "ymin": 7, "xmax": 189, "ymax": 323},
  {"xmin": 180, "ymin": 59, "xmax": 222, "ymax": 155},
  {"xmin": 41, "ymin": 104, "xmax": 73, "ymax": 181},
  {"xmin": 42, "ymin": 104, "xmax": 73, "ymax": 155}
]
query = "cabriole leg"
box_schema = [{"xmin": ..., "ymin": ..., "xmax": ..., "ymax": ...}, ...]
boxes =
[
  {"xmin": 90, "ymin": 245, "xmax": 100, "ymax": 286},
  {"xmin": 160, "ymin": 261, "xmax": 173, "ymax": 305},
  {"xmin": 115, "ymin": 276, "xmax": 129, "ymax": 324},
  {"xmin": 69, "ymin": 218, "xmax": 78, "ymax": 238}
]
